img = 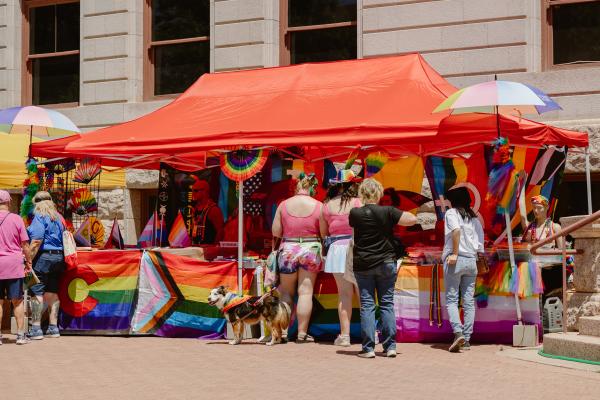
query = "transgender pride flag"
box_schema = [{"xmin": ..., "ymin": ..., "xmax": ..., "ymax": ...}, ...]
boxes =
[
  {"xmin": 138, "ymin": 212, "xmax": 167, "ymax": 248},
  {"xmin": 168, "ymin": 210, "xmax": 191, "ymax": 248}
]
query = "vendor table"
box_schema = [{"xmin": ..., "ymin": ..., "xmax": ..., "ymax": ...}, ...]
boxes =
[{"xmin": 58, "ymin": 249, "xmax": 541, "ymax": 343}]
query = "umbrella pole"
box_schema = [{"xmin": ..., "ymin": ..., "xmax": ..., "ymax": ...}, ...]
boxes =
[
  {"xmin": 28, "ymin": 125, "xmax": 33, "ymax": 157},
  {"xmin": 504, "ymin": 211, "xmax": 523, "ymax": 325},
  {"xmin": 237, "ymin": 179, "xmax": 244, "ymax": 295},
  {"xmin": 495, "ymin": 105, "xmax": 500, "ymax": 138},
  {"xmin": 586, "ymin": 147, "xmax": 593, "ymax": 214}
]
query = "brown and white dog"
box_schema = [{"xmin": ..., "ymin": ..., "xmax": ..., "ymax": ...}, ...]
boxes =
[{"xmin": 207, "ymin": 286, "xmax": 291, "ymax": 346}]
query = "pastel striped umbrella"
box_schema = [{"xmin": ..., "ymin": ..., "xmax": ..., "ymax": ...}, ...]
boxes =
[
  {"xmin": 0, "ymin": 106, "xmax": 80, "ymax": 138},
  {"xmin": 433, "ymin": 81, "xmax": 562, "ymax": 116}
]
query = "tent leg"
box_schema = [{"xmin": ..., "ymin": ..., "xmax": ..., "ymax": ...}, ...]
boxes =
[
  {"xmin": 237, "ymin": 180, "xmax": 244, "ymax": 295},
  {"xmin": 586, "ymin": 147, "xmax": 593, "ymax": 214},
  {"xmin": 504, "ymin": 211, "xmax": 522, "ymax": 324}
]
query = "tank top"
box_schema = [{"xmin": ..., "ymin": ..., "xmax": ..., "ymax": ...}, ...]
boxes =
[
  {"xmin": 323, "ymin": 198, "xmax": 361, "ymax": 236},
  {"xmin": 281, "ymin": 198, "xmax": 322, "ymax": 238}
]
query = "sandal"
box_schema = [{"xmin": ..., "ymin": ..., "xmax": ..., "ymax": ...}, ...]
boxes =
[{"xmin": 295, "ymin": 333, "xmax": 315, "ymax": 343}]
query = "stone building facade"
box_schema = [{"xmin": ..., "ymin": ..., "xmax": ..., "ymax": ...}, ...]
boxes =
[{"xmin": 0, "ymin": 0, "xmax": 598, "ymax": 243}]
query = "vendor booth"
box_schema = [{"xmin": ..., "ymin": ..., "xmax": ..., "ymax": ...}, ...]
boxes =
[{"xmin": 30, "ymin": 54, "xmax": 588, "ymax": 342}]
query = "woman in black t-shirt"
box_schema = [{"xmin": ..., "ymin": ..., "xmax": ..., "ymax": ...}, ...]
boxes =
[{"xmin": 349, "ymin": 179, "xmax": 416, "ymax": 358}]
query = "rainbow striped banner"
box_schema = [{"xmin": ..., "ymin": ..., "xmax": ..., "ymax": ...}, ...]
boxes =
[
  {"xmin": 131, "ymin": 251, "xmax": 254, "ymax": 338},
  {"xmin": 59, "ymin": 250, "xmax": 141, "ymax": 333},
  {"xmin": 395, "ymin": 264, "xmax": 541, "ymax": 343}
]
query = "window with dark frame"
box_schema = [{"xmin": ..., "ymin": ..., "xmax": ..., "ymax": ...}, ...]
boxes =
[
  {"xmin": 26, "ymin": 1, "xmax": 80, "ymax": 106},
  {"xmin": 544, "ymin": 0, "xmax": 600, "ymax": 68},
  {"xmin": 146, "ymin": 0, "xmax": 210, "ymax": 97},
  {"xmin": 281, "ymin": 0, "xmax": 357, "ymax": 66}
]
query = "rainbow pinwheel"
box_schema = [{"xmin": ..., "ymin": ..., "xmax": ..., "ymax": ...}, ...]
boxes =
[{"xmin": 221, "ymin": 149, "xmax": 268, "ymax": 182}]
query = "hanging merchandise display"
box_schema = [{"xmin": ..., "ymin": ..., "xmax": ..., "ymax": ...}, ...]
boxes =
[
  {"xmin": 67, "ymin": 187, "xmax": 98, "ymax": 215},
  {"xmin": 73, "ymin": 157, "xmax": 102, "ymax": 184},
  {"xmin": 20, "ymin": 157, "xmax": 39, "ymax": 222},
  {"xmin": 221, "ymin": 149, "xmax": 268, "ymax": 182},
  {"xmin": 364, "ymin": 148, "xmax": 389, "ymax": 177}
]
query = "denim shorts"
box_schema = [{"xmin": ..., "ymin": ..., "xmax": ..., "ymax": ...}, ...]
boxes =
[
  {"xmin": 0, "ymin": 278, "xmax": 24, "ymax": 300},
  {"xmin": 30, "ymin": 252, "xmax": 65, "ymax": 296}
]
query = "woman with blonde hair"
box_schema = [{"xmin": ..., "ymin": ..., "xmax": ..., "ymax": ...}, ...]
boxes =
[
  {"xmin": 27, "ymin": 191, "xmax": 66, "ymax": 340},
  {"xmin": 272, "ymin": 173, "xmax": 323, "ymax": 342},
  {"xmin": 349, "ymin": 178, "xmax": 416, "ymax": 358},
  {"xmin": 319, "ymin": 169, "xmax": 361, "ymax": 347}
]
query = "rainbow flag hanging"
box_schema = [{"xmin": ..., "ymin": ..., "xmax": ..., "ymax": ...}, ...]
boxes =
[
  {"xmin": 103, "ymin": 218, "xmax": 125, "ymax": 250},
  {"xmin": 58, "ymin": 250, "xmax": 140, "ymax": 333},
  {"xmin": 131, "ymin": 251, "xmax": 253, "ymax": 338},
  {"xmin": 168, "ymin": 210, "xmax": 192, "ymax": 248}
]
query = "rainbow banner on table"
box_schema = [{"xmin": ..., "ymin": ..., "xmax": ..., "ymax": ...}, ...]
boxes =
[
  {"xmin": 59, "ymin": 250, "xmax": 141, "ymax": 333},
  {"xmin": 131, "ymin": 251, "xmax": 254, "ymax": 339},
  {"xmin": 395, "ymin": 263, "xmax": 541, "ymax": 343},
  {"xmin": 59, "ymin": 250, "xmax": 254, "ymax": 338},
  {"xmin": 307, "ymin": 274, "xmax": 361, "ymax": 339}
]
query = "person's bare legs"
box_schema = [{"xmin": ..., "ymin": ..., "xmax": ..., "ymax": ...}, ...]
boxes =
[
  {"xmin": 296, "ymin": 269, "xmax": 317, "ymax": 336},
  {"xmin": 30, "ymin": 295, "xmax": 44, "ymax": 327},
  {"xmin": 278, "ymin": 272, "xmax": 298, "ymax": 340},
  {"xmin": 44, "ymin": 292, "xmax": 60, "ymax": 326},
  {"xmin": 0, "ymin": 299, "xmax": 3, "ymax": 341},
  {"xmin": 11, "ymin": 299, "xmax": 25, "ymax": 333},
  {"xmin": 333, "ymin": 273, "xmax": 354, "ymax": 337}
]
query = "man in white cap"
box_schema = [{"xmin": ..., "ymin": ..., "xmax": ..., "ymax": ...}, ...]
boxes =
[{"xmin": 0, "ymin": 190, "xmax": 32, "ymax": 345}]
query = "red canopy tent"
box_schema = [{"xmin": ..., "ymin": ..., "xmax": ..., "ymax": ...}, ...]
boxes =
[{"xmin": 32, "ymin": 54, "xmax": 587, "ymax": 162}]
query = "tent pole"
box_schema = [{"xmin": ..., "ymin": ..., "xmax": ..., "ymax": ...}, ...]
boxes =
[
  {"xmin": 237, "ymin": 180, "xmax": 244, "ymax": 295},
  {"xmin": 504, "ymin": 211, "xmax": 522, "ymax": 325},
  {"xmin": 585, "ymin": 147, "xmax": 593, "ymax": 214}
]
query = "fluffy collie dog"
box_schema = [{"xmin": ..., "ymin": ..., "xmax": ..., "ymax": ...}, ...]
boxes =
[{"xmin": 207, "ymin": 286, "xmax": 291, "ymax": 346}]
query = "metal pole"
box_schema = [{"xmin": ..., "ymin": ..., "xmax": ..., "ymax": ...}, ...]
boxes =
[
  {"xmin": 505, "ymin": 211, "xmax": 523, "ymax": 324},
  {"xmin": 562, "ymin": 237, "xmax": 567, "ymax": 334},
  {"xmin": 237, "ymin": 180, "xmax": 244, "ymax": 295},
  {"xmin": 585, "ymin": 147, "xmax": 593, "ymax": 214}
]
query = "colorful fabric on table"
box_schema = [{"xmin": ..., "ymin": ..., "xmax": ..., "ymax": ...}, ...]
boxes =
[
  {"xmin": 395, "ymin": 263, "xmax": 541, "ymax": 343},
  {"xmin": 58, "ymin": 250, "xmax": 141, "ymax": 332},
  {"xmin": 131, "ymin": 251, "xmax": 254, "ymax": 338},
  {"xmin": 283, "ymin": 272, "xmax": 361, "ymax": 340}
]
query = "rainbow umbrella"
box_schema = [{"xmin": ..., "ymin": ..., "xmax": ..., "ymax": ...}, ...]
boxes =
[
  {"xmin": 0, "ymin": 106, "xmax": 80, "ymax": 139},
  {"xmin": 433, "ymin": 80, "xmax": 561, "ymax": 116}
]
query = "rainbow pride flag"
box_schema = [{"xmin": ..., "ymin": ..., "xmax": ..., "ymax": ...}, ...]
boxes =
[
  {"xmin": 168, "ymin": 210, "xmax": 192, "ymax": 248},
  {"xmin": 131, "ymin": 251, "xmax": 254, "ymax": 338},
  {"xmin": 307, "ymin": 273, "xmax": 361, "ymax": 339},
  {"xmin": 58, "ymin": 250, "xmax": 141, "ymax": 333},
  {"xmin": 395, "ymin": 263, "xmax": 541, "ymax": 343}
]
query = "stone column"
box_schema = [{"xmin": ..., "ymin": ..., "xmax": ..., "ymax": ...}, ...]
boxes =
[{"xmin": 560, "ymin": 216, "xmax": 600, "ymax": 331}]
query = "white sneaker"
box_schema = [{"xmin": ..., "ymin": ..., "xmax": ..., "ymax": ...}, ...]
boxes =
[
  {"xmin": 386, "ymin": 349, "xmax": 397, "ymax": 358},
  {"xmin": 357, "ymin": 351, "xmax": 376, "ymax": 359},
  {"xmin": 334, "ymin": 335, "xmax": 351, "ymax": 347}
]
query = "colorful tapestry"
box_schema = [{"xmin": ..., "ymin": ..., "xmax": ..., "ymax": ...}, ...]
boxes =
[
  {"xmin": 59, "ymin": 250, "xmax": 141, "ymax": 333},
  {"xmin": 395, "ymin": 263, "xmax": 541, "ymax": 343},
  {"xmin": 131, "ymin": 251, "xmax": 254, "ymax": 338}
]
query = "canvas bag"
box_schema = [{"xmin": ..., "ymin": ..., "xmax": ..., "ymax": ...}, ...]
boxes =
[{"xmin": 59, "ymin": 215, "xmax": 77, "ymax": 269}]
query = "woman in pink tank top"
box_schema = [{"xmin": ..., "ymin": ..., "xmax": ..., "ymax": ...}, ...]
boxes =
[
  {"xmin": 272, "ymin": 174, "xmax": 323, "ymax": 342},
  {"xmin": 319, "ymin": 169, "xmax": 361, "ymax": 347}
]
